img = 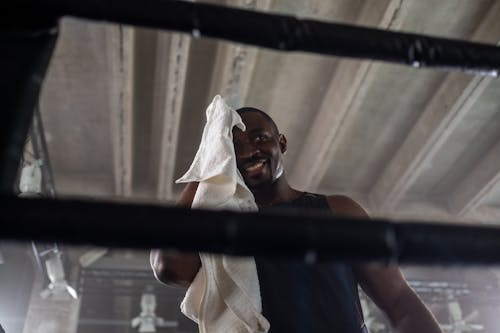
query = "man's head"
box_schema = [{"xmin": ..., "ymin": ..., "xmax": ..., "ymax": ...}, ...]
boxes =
[{"xmin": 233, "ymin": 107, "xmax": 287, "ymax": 190}]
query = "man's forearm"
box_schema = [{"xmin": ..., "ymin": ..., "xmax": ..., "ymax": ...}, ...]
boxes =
[
  {"xmin": 390, "ymin": 288, "xmax": 442, "ymax": 333},
  {"xmin": 150, "ymin": 249, "xmax": 201, "ymax": 287}
]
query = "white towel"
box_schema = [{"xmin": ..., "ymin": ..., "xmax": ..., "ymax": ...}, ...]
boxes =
[{"xmin": 176, "ymin": 95, "xmax": 270, "ymax": 333}]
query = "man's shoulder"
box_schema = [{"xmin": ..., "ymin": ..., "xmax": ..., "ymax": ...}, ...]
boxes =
[{"xmin": 324, "ymin": 194, "xmax": 369, "ymax": 218}]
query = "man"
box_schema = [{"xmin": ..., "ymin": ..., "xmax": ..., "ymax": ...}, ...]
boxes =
[{"xmin": 151, "ymin": 107, "xmax": 442, "ymax": 332}]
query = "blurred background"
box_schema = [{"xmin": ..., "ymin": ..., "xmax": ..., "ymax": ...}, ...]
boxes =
[{"xmin": 3, "ymin": 0, "xmax": 500, "ymax": 332}]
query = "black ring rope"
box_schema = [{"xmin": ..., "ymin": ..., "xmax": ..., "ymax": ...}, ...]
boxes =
[
  {"xmin": 2, "ymin": 195, "xmax": 500, "ymax": 265},
  {"xmin": 10, "ymin": 0, "xmax": 500, "ymax": 76}
]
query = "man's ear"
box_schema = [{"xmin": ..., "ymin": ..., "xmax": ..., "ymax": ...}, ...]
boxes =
[{"xmin": 279, "ymin": 134, "xmax": 287, "ymax": 154}]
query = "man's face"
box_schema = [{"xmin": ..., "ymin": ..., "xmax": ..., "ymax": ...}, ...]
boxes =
[{"xmin": 232, "ymin": 112, "xmax": 286, "ymax": 190}]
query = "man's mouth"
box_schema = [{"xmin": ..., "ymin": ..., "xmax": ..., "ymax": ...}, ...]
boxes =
[{"xmin": 244, "ymin": 159, "xmax": 268, "ymax": 174}]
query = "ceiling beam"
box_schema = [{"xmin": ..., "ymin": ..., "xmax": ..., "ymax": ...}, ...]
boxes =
[
  {"xmin": 288, "ymin": 0, "xmax": 405, "ymax": 190},
  {"xmin": 470, "ymin": 205, "xmax": 500, "ymax": 224},
  {"xmin": 155, "ymin": 33, "xmax": 192, "ymax": 201},
  {"xmin": 109, "ymin": 25, "xmax": 134, "ymax": 197},
  {"xmin": 448, "ymin": 138, "xmax": 500, "ymax": 217},
  {"xmin": 369, "ymin": 3, "xmax": 500, "ymax": 211},
  {"xmin": 207, "ymin": 0, "xmax": 272, "ymax": 108}
]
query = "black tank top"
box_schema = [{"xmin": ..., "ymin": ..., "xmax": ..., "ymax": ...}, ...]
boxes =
[{"xmin": 255, "ymin": 193, "xmax": 367, "ymax": 333}]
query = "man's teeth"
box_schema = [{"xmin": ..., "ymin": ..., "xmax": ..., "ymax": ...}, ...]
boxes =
[{"xmin": 246, "ymin": 161, "xmax": 265, "ymax": 172}]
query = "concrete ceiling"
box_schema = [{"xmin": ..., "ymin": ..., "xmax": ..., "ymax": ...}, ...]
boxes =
[{"xmin": 39, "ymin": 0, "xmax": 500, "ymax": 224}]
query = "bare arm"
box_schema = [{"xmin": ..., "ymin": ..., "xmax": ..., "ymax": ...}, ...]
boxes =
[
  {"xmin": 150, "ymin": 182, "xmax": 201, "ymax": 288},
  {"xmin": 327, "ymin": 195, "xmax": 442, "ymax": 333}
]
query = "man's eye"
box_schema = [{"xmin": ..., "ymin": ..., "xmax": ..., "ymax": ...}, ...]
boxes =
[{"xmin": 254, "ymin": 135, "xmax": 268, "ymax": 143}]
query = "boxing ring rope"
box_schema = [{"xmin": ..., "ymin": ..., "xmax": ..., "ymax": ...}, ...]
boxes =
[
  {"xmin": 2, "ymin": 195, "xmax": 500, "ymax": 265},
  {"xmin": 15, "ymin": 0, "xmax": 500, "ymax": 75},
  {"xmin": 2, "ymin": 1, "xmax": 500, "ymax": 263}
]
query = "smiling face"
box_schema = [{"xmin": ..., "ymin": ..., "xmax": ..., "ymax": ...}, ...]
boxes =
[{"xmin": 233, "ymin": 111, "xmax": 287, "ymax": 190}]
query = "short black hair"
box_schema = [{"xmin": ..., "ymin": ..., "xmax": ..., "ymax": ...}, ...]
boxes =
[{"xmin": 236, "ymin": 107, "xmax": 279, "ymax": 133}]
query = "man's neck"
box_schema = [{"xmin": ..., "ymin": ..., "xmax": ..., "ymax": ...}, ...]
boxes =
[{"xmin": 251, "ymin": 176, "xmax": 302, "ymax": 207}]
